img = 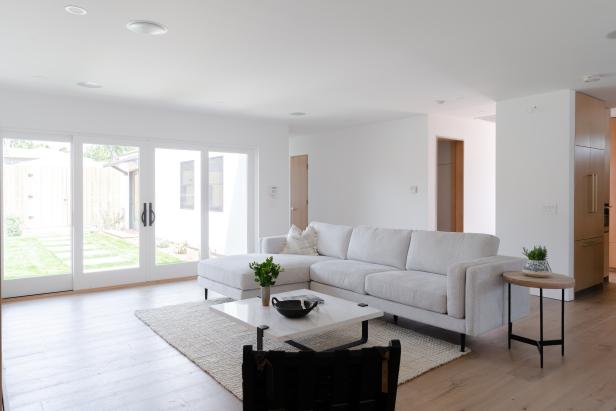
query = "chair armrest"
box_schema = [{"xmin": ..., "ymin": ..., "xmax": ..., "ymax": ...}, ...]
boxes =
[
  {"xmin": 260, "ymin": 235, "xmax": 287, "ymax": 254},
  {"xmin": 464, "ymin": 256, "xmax": 529, "ymax": 336}
]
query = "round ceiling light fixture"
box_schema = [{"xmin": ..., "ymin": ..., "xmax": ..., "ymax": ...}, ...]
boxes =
[
  {"xmin": 289, "ymin": 112, "xmax": 306, "ymax": 116},
  {"xmin": 64, "ymin": 5, "xmax": 87, "ymax": 15},
  {"xmin": 77, "ymin": 81, "xmax": 102, "ymax": 89},
  {"xmin": 126, "ymin": 20, "xmax": 168, "ymax": 35}
]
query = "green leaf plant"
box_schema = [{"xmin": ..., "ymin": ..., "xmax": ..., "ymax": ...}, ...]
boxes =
[
  {"xmin": 522, "ymin": 245, "xmax": 548, "ymax": 261},
  {"xmin": 249, "ymin": 256, "xmax": 283, "ymax": 287}
]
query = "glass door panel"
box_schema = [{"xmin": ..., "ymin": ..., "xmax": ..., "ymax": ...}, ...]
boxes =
[
  {"xmin": 154, "ymin": 148, "xmax": 201, "ymax": 265},
  {"xmin": 2, "ymin": 138, "xmax": 72, "ymax": 279},
  {"xmin": 82, "ymin": 144, "xmax": 140, "ymax": 272},
  {"xmin": 208, "ymin": 151, "xmax": 248, "ymax": 257},
  {"xmin": 1, "ymin": 137, "xmax": 73, "ymax": 297}
]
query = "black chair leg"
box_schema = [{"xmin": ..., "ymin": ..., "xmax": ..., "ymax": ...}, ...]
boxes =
[
  {"xmin": 393, "ymin": 315, "xmax": 398, "ymax": 324},
  {"xmin": 460, "ymin": 333, "xmax": 466, "ymax": 352},
  {"xmin": 204, "ymin": 288, "xmax": 208, "ymax": 300}
]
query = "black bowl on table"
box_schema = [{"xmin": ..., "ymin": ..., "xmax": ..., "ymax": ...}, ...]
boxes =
[{"xmin": 271, "ymin": 297, "xmax": 318, "ymax": 318}]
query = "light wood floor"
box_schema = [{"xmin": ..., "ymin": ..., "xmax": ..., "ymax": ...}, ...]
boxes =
[{"xmin": 2, "ymin": 279, "xmax": 616, "ymax": 411}]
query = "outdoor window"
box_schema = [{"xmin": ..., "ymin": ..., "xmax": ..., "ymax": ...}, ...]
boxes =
[
  {"xmin": 180, "ymin": 160, "xmax": 195, "ymax": 210},
  {"xmin": 209, "ymin": 156, "xmax": 223, "ymax": 212}
]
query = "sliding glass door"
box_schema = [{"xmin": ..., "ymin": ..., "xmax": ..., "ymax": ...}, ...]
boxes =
[
  {"xmin": 1, "ymin": 137, "xmax": 73, "ymax": 297},
  {"xmin": 73, "ymin": 138, "xmax": 147, "ymax": 289},
  {"xmin": 1, "ymin": 134, "xmax": 255, "ymax": 297},
  {"xmin": 150, "ymin": 147, "xmax": 203, "ymax": 279}
]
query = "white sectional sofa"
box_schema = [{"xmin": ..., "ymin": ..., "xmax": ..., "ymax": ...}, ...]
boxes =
[{"xmin": 198, "ymin": 222, "xmax": 530, "ymax": 351}]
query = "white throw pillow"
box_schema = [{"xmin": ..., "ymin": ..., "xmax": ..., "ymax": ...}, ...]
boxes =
[{"xmin": 282, "ymin": 225, "xmax": 318, "ymax": 255}]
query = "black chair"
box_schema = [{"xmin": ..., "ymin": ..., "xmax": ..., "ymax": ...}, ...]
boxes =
[{"xmin": 242, "ymin": 340, "xmax": 401, "ymax": 411}]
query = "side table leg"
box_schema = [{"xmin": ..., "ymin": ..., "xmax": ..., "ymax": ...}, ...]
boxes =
[
  {"xmin": 508, "ymin": 283, "xmax": 512, "ymax": 350},
  {"xmin": 540, "ymin": 288, "xmax": 544, "ymax": 368},
  {"xmin": 561, "ymin": 288, "xmax": 565, "ymax": 356}
]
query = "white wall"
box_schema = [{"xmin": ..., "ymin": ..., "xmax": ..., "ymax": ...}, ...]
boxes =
[
  {"xmin": 290, "ymin": 115, "xmax": 496, "ymax": 233},
  {"xmin": 427, "ymin": 115, "xmax": 496, "ymax": 234},
  {"xmin": 496, "ymin": 89, "xmax": 575, "ymax": 300},
  {"xmin": 290, "ymin": 117, "xmax": 430, "ymax": 229},
  {"xmin": 0, "ymin": 87, "xmax": 290, "ymax": 245}
]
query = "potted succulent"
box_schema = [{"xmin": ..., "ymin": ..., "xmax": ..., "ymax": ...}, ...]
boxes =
[
  {"xmin": 522, "ymin": 245, "xmax": 551, "ymax": 276},
  {"xmin": 249, "ymin": 256, "xmax": 283, "ymax": 306}
]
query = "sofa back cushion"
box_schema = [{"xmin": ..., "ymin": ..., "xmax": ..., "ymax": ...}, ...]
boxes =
[
  {"xmin": 406, "ymin": 230, "xmax": 500, "ymax": 275},
  {"xmin": 347, "ymin": 226, "xmax": 412, "ymax": 269},
  {"xmin": 309, "ymin": 221, "xmax": 353, "ymax": 259}
]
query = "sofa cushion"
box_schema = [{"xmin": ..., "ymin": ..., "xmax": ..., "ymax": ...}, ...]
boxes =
[
  {"xmin": 310, "ymin": 260, "xmax": 397, "ymax": 294},
  {"xmin": 309, "ymin": 221, "xmax": 353, "ymax": 259},
  {"xmin": 347, "ymin": 226, "xmax": 412, "ymax": 269},
  {"xmin": 197, "ymin": 254, "xmax": 333, "ymax": 290},
  {"xmin": 365, "ymin": 270, "xmax": 447, "ymax": 314},
  {"xmin": 406, "ymin": 231, "xmax": 499, "ymax": 275}
]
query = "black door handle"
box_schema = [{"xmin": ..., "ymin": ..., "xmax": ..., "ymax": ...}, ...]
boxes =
[
  {"xmin": 148, "ymin": 202, "xmax": 156, "ymax": 226},
  {"xmin": 141, "ymin": 203, "xmax": 147, "ymax": 227}
]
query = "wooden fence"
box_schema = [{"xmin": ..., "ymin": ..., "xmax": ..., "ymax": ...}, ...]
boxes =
[{"xmin": 3, "ymin": 162, "xmax": 126, "ymax": 232}]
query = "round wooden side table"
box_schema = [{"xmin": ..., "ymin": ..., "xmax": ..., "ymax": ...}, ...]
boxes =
[{"xmin": 503, "ymin": 271, "xmax": 575, "ymax": 368}]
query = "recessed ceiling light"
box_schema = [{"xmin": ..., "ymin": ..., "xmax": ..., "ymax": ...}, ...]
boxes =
[
  {"xmin": 582, "ymin": 74, "xmax": 601, "ymax": 83},
  {"xmin": 64, "ymin": 5, "xmax": 87, "ymax": 15},
  {"xmin": 77, "ymin": 81, "xmax": 102, "ymax": 89},
  {"xmin": 289, "ymin": 112, "xmax": 306, "ymax": 116},
  {"xmin": 126, "ymin": 20, "xmax": 168, "ymax": 35},
  {"xmin": 607, "ymin": 30, "xmax": 616, "ymax": 39}
]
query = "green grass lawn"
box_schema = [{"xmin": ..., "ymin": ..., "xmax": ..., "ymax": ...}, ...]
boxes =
[
  {"xmin": 4, "ymin": 232, "xmax": 183, "ymax": 279},
  {"xmin": 4, "ymin": 236, "xmax": 70, "ymax": 279}
]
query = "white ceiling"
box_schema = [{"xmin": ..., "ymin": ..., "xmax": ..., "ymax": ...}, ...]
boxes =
[{"xmin": 1, "ymin": 0, "xmax": 615, "ymax": 133}]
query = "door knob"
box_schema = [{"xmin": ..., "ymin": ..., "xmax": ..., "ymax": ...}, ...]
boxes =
[{"xmin": 291, "ymin": 207, "xmax": 297, "ymax": 211}]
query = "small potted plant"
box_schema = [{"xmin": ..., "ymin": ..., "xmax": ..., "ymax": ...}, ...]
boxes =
[
  {"xmin": 522, "ymin": 245, "xmax": 551, "ymax": 277},
  {"xmin": 249, "ymin": 256, "xmax": 283, "ymax": 306}
]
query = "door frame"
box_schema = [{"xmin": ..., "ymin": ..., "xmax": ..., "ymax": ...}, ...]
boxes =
[
  {"xmin": 1, "ymin": 129, "xmax": 258, "ymax": 296},
  {"xmin": 436, "ymin": 137, "xmax": 464, "ymax": 232}
]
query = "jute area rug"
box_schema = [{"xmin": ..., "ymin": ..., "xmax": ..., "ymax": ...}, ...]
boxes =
[{"xmin": 135, "ymin": 299, "xmax": 469, "ymax": 400}]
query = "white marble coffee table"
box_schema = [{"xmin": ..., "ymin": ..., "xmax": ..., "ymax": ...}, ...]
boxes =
[{"xmin": 211, "ymin": 289, "xmax": 384, "ymax": 351}]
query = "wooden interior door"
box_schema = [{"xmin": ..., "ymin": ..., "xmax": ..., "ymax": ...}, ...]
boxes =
[
  {"xmin": 436, "ymin": 138, "xmax": 463, "ymax": 232},
  {"xmin": 290, "ymin": 155, "xmax": 308, "ymax": 229}
]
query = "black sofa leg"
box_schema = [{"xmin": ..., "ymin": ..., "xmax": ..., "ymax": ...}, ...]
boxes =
[
  {"xmin": 393, "ymin": 315, "xmax": 398, "ymax": 324},
  {"xmin": 204, "ymin": 288, "xmax": 208, "ymax": 301},
  {"xmin": 460, "ymin": 333, "xmax": 466, "ymax": 352}
]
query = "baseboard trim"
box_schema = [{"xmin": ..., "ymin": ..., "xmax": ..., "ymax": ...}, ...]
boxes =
[{"xmin": 1, "ymin": 276, "xmax": 196, "ymax": 303}]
